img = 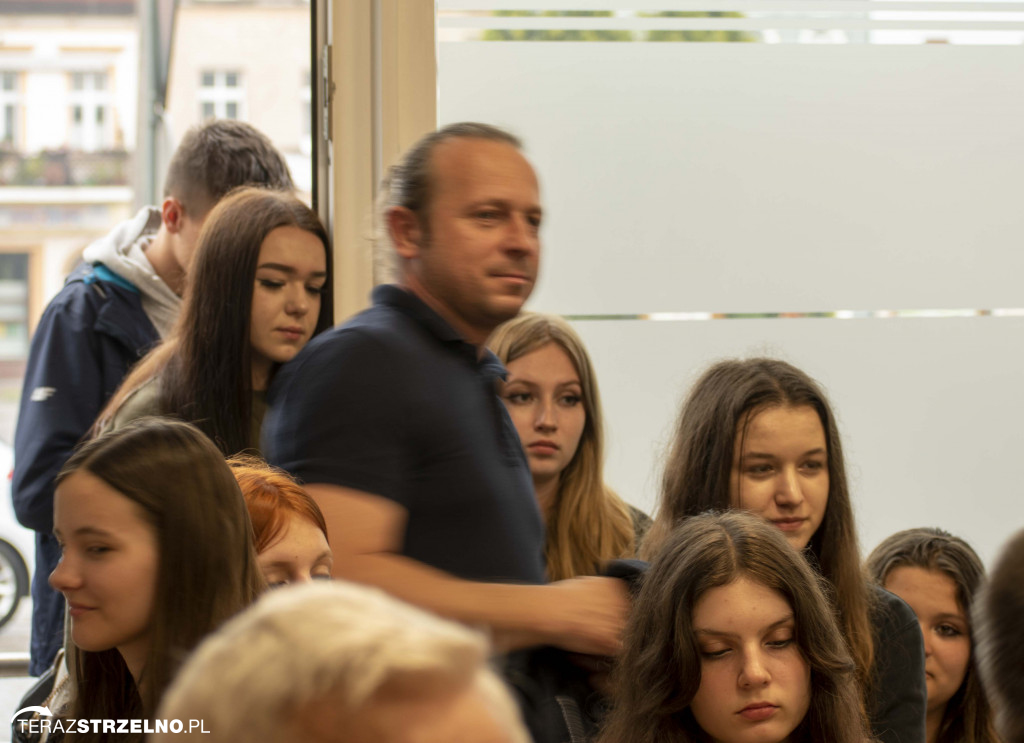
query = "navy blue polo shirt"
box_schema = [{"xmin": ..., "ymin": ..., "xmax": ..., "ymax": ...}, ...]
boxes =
[{"xmin": 264, "ymin": 284, "xmax": 546, "ymax": 585}]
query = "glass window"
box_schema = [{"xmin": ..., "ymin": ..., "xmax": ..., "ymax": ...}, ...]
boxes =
[
  {"xmin": 0, "ymin": 0, "xmax": 318, "ymax": 673},
  {"xmin": 196, "ymin": 70, "xmax": 246, "ymax": 126},
  {"xmin": 2, "ymin": 105, "xmax": 13, "ymax": 144}
]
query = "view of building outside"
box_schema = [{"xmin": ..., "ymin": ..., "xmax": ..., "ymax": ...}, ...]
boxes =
[
  {"xmin": 0, "ymin": 0, "xmax": 312, "ymax": 444},
  {"xmin": 0, "ymin": 0, "xmax": 312, "ymax": 673}
]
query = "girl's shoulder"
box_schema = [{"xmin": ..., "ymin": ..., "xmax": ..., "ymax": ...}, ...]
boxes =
[{"xmin": 106, "ymin": 376, "xmax": 166, "ymax": 433}]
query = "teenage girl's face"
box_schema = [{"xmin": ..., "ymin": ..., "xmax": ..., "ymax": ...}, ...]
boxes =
[
  {"xmin": 690, "ymin": 577, "xmax": 811, "ymax": 743},
  {"xmin": 249, "ymin": 225, "xmax": 328, "ymax": 389},
  {"xmin": 730, "ymin": 405, "xmax": 829, "ymax": 551},
  {"xmin": 883, "ymin": 566, "xmax": 971, "ymax": 718},
  {"xmin": 501, "ymin": 342, "xmax": 586, "ymax": 488},
  {"xmin": 49, "ymin": 469, "xmax": 158, "ymax": 679},
  {"xmin": 257, "ymin": 511, "xmax": 333, "ymax": 587}
]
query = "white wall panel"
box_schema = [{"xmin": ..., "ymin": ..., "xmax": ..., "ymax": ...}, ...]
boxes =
[
  {"xmin": 440, "ymin": 41, "xmax": 1024, "ymax": 314},
  {"xmin": 438, "ymin": 16, "xmax": 1024, "ymax": 564},
  {"xmin": 570, "ymin": 315, "xmax": 1024, "ymax": 565}
]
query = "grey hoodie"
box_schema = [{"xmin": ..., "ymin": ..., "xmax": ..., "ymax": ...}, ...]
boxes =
[{"xmin": 81, "ymin": 206, "xmax": 181, "ymax": 337}]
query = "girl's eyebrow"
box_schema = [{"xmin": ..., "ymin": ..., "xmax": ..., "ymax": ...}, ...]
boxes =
[
  {"xmin": 741, "ymin": 447, "xmax": 825, "ymax": 460},
  {"xmin": 53, "ymin": 525, "xmax": 117, "ymax": 539},
  {"xmin": 257, "ymin": 262, "xmax": 328, "ymax": 277},
  {"xmin": 695, "ymin": 614, "xmax": 795, "ymax": 639}
]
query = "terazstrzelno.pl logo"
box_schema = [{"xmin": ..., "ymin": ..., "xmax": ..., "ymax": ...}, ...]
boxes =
[{"xmin": 11, "ymin": 706, "xmax": 210, "ymax": 736}]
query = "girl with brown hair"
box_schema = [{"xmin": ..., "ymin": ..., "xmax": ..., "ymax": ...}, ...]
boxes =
[
  {"xmin": 94, "ymin": 186, "xmax": 331, "ymax": 455},
  {"xmin": 599, "ymin": 511, "xmax": 866, "ymax": 743},
  {"xmin": 646, "ymin": 357, "xmax": 926, "ymax": 743},
  {"xmin": 868, "ymin": 528, "xmax": 1000, "ymax": 743},
  {"xmin": 48, "ymin": 418, "xmax": 263, "ymax": 742}
]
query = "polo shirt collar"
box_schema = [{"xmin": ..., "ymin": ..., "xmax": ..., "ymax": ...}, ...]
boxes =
[{"xmin": 372, "ymin": 284, "xmax": 509, "ymax": 379}]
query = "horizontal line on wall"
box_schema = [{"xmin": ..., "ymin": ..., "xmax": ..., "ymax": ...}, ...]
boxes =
[
  {"xmin": 560, "ymin": 308, "xmax": 1024, "ymax": 321},
  {"xmin": 439, "ymin": 16, "xmax": 1024, "ymax": 30},
  {"xmin": 441, "ymin": 0, "xmax": 1024, "ymax": 10}
]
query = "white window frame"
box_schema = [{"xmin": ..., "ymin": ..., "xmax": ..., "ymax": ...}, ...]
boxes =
[{"xmin": 68, "ymin": 70, "xmax": 113, "ymax": 151}]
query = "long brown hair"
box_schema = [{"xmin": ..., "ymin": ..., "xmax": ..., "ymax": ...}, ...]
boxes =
[
  {"xmin": 488, "ymin": 313, "xmax": 635, "ymax": 580},
  {"xmin": 868, "ymin": 528, "xmax": 1000, "ymax": 743},
  {"xmin": 599, "ymin": 511, "xmax": 866, "ymax": 743},
  {"xmin": 94, "ymin": 187, "xmax": 331, "ymax": 455},
  {"xmin": 646, "ymin": 358, "xmax": 876, "ymax": 699},
  {"xmin": 57, "ymin": 418, "xmax": 263, "ymax": 742}
]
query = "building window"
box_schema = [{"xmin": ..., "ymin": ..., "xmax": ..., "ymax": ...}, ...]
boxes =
[
  {"xmin": 0, "ymin": 71, "xmax": 19, "ymax": 147},
  {"xmin": 68, "ymin": 70, "xmax": 112, "ymax": 151},
  {"xmin": 199, "ymin": 70, "xmax": 245, "ymax": 121},
  {"xmin": 0, "ymin": 253, "xmax": 30, "ymax": 360}
]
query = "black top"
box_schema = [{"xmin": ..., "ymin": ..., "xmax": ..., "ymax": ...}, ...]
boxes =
[
  {"xmin": 868, "ymin": 584, "xmax": 928, "ymax": 743},
  {"xmin": 264, "ymin": 284, "xmax": 546, "ymax": 584}
]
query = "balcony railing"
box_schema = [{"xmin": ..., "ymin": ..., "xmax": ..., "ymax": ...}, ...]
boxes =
[{"xmin": 0, "ymin": 149, "xmax": 132, "ymax": 187}]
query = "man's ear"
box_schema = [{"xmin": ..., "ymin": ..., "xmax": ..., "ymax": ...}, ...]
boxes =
[
  {"xmin": 387, "ymin": 206, "xmax": 424, "ymax": 259},
  {"xmin": 161, "ymin": 196, "xmax": 185, "ymax": 234}
]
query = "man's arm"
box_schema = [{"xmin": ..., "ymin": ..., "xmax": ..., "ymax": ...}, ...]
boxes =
[{"xmin": 308, "ymin": 483, "xmax": 629, "ymax": 656}]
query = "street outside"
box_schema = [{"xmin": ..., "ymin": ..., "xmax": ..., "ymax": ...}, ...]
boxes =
[
  {"xmin": 0, "ymin": 597, "xmax": 37, "ymax": 743},
  {"xmin": 0, "ymin": 369, "xmax": 40, "ymax": 742}
]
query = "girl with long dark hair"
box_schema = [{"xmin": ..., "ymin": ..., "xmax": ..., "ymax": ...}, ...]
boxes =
[
  {"xmin": 600, "ymin": 511, "xmax": 866, "ymax": 743},
  {"xmin": 95, "ymin": 187, "xmax": 331, "ymax": 454},
  {"xmin": 868, "ymin": 528, "xmax": 1000, "ymax": 743},
  {"xmin": 646, "ymin": 358, "xmax": 926, "ymax": 743},
  {"xmin": 49, "ymin": 418, "xmax": 263, "ymax": 742}
]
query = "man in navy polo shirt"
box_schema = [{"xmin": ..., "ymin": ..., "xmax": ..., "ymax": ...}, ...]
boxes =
[{"xmin": 265, "ymin": 122, "xmax": 627, "ymax": 656}]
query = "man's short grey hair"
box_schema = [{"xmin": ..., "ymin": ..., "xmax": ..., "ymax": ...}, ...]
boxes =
[
  {"xmin": 974, "ymin": 528, "xmax": 1024, "ymax": 743},
  {"xmin": 373, "ymin": 122, "xmax": 523, "ymax": 284},
  {"xmin": 155, "ymin": 581, "xmax": 531, "ymax": 742}
]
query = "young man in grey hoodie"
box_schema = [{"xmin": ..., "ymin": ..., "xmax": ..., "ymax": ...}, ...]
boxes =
[{"xmin": 13, "ymin": 119, "xmax": 295, "ymax": 675}]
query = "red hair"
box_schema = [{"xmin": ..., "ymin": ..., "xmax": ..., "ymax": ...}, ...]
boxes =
[{"xmin": 227, "ymin": 455, "xmax": 328, "ymax": 553}]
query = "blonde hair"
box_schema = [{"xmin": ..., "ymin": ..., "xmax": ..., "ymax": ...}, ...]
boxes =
[
  {"xmin": 155, "ymin": 581, "xmax": 531, "ymax": 743},
  {"xmin": 488, "ymin": 313, "xmax": 636, "ymax": 581}
]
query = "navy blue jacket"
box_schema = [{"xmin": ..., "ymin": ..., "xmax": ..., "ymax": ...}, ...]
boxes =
[{"xmin": 13, "ymin": 263, "xmax": 159, "ymax": 673}]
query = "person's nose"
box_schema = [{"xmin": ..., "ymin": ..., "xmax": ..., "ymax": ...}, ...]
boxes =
[
  {"xmin": 285, "ymin": 283, "xmax": 310, "ymax": 317},
  {"xmin": 774, "ymin": 466, "xmax": 805, "ymax": 508},
  {"xmin": 920, "ymin": 621, "xmax": 933, "ymax": 658},
  {"xmin": 534, "ymin": 397, "xmax": 557, "ymax": 432},
  {"xmin": 49, "ymin": 552, "xmax": 80, "ymax": 593},
  {"xmin": 739, "ymin": 649, "xmax": 771, "ymax": 688},
  {"xmin": 503, "ymin": 213, "xmax": 540, "ymax": 258}
]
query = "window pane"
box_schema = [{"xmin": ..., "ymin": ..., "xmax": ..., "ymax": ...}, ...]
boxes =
[
  {"xmin": 225, "ymin": 101, "xmax": 237, "ymax": 119},
  {"xmin": 225, "ymin": 71, "xmax": 238, "ymax": 87},
  {"xmin": 201, "ymin": 70, "xmax": 215, "ymax": 87},
  {"xmin": 201, "ymin": 101, "xmax": 215, "ymax": 120},
  {"xmin": 2, "ymin": 105, "xmax": 13, "ymax": 143}
]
